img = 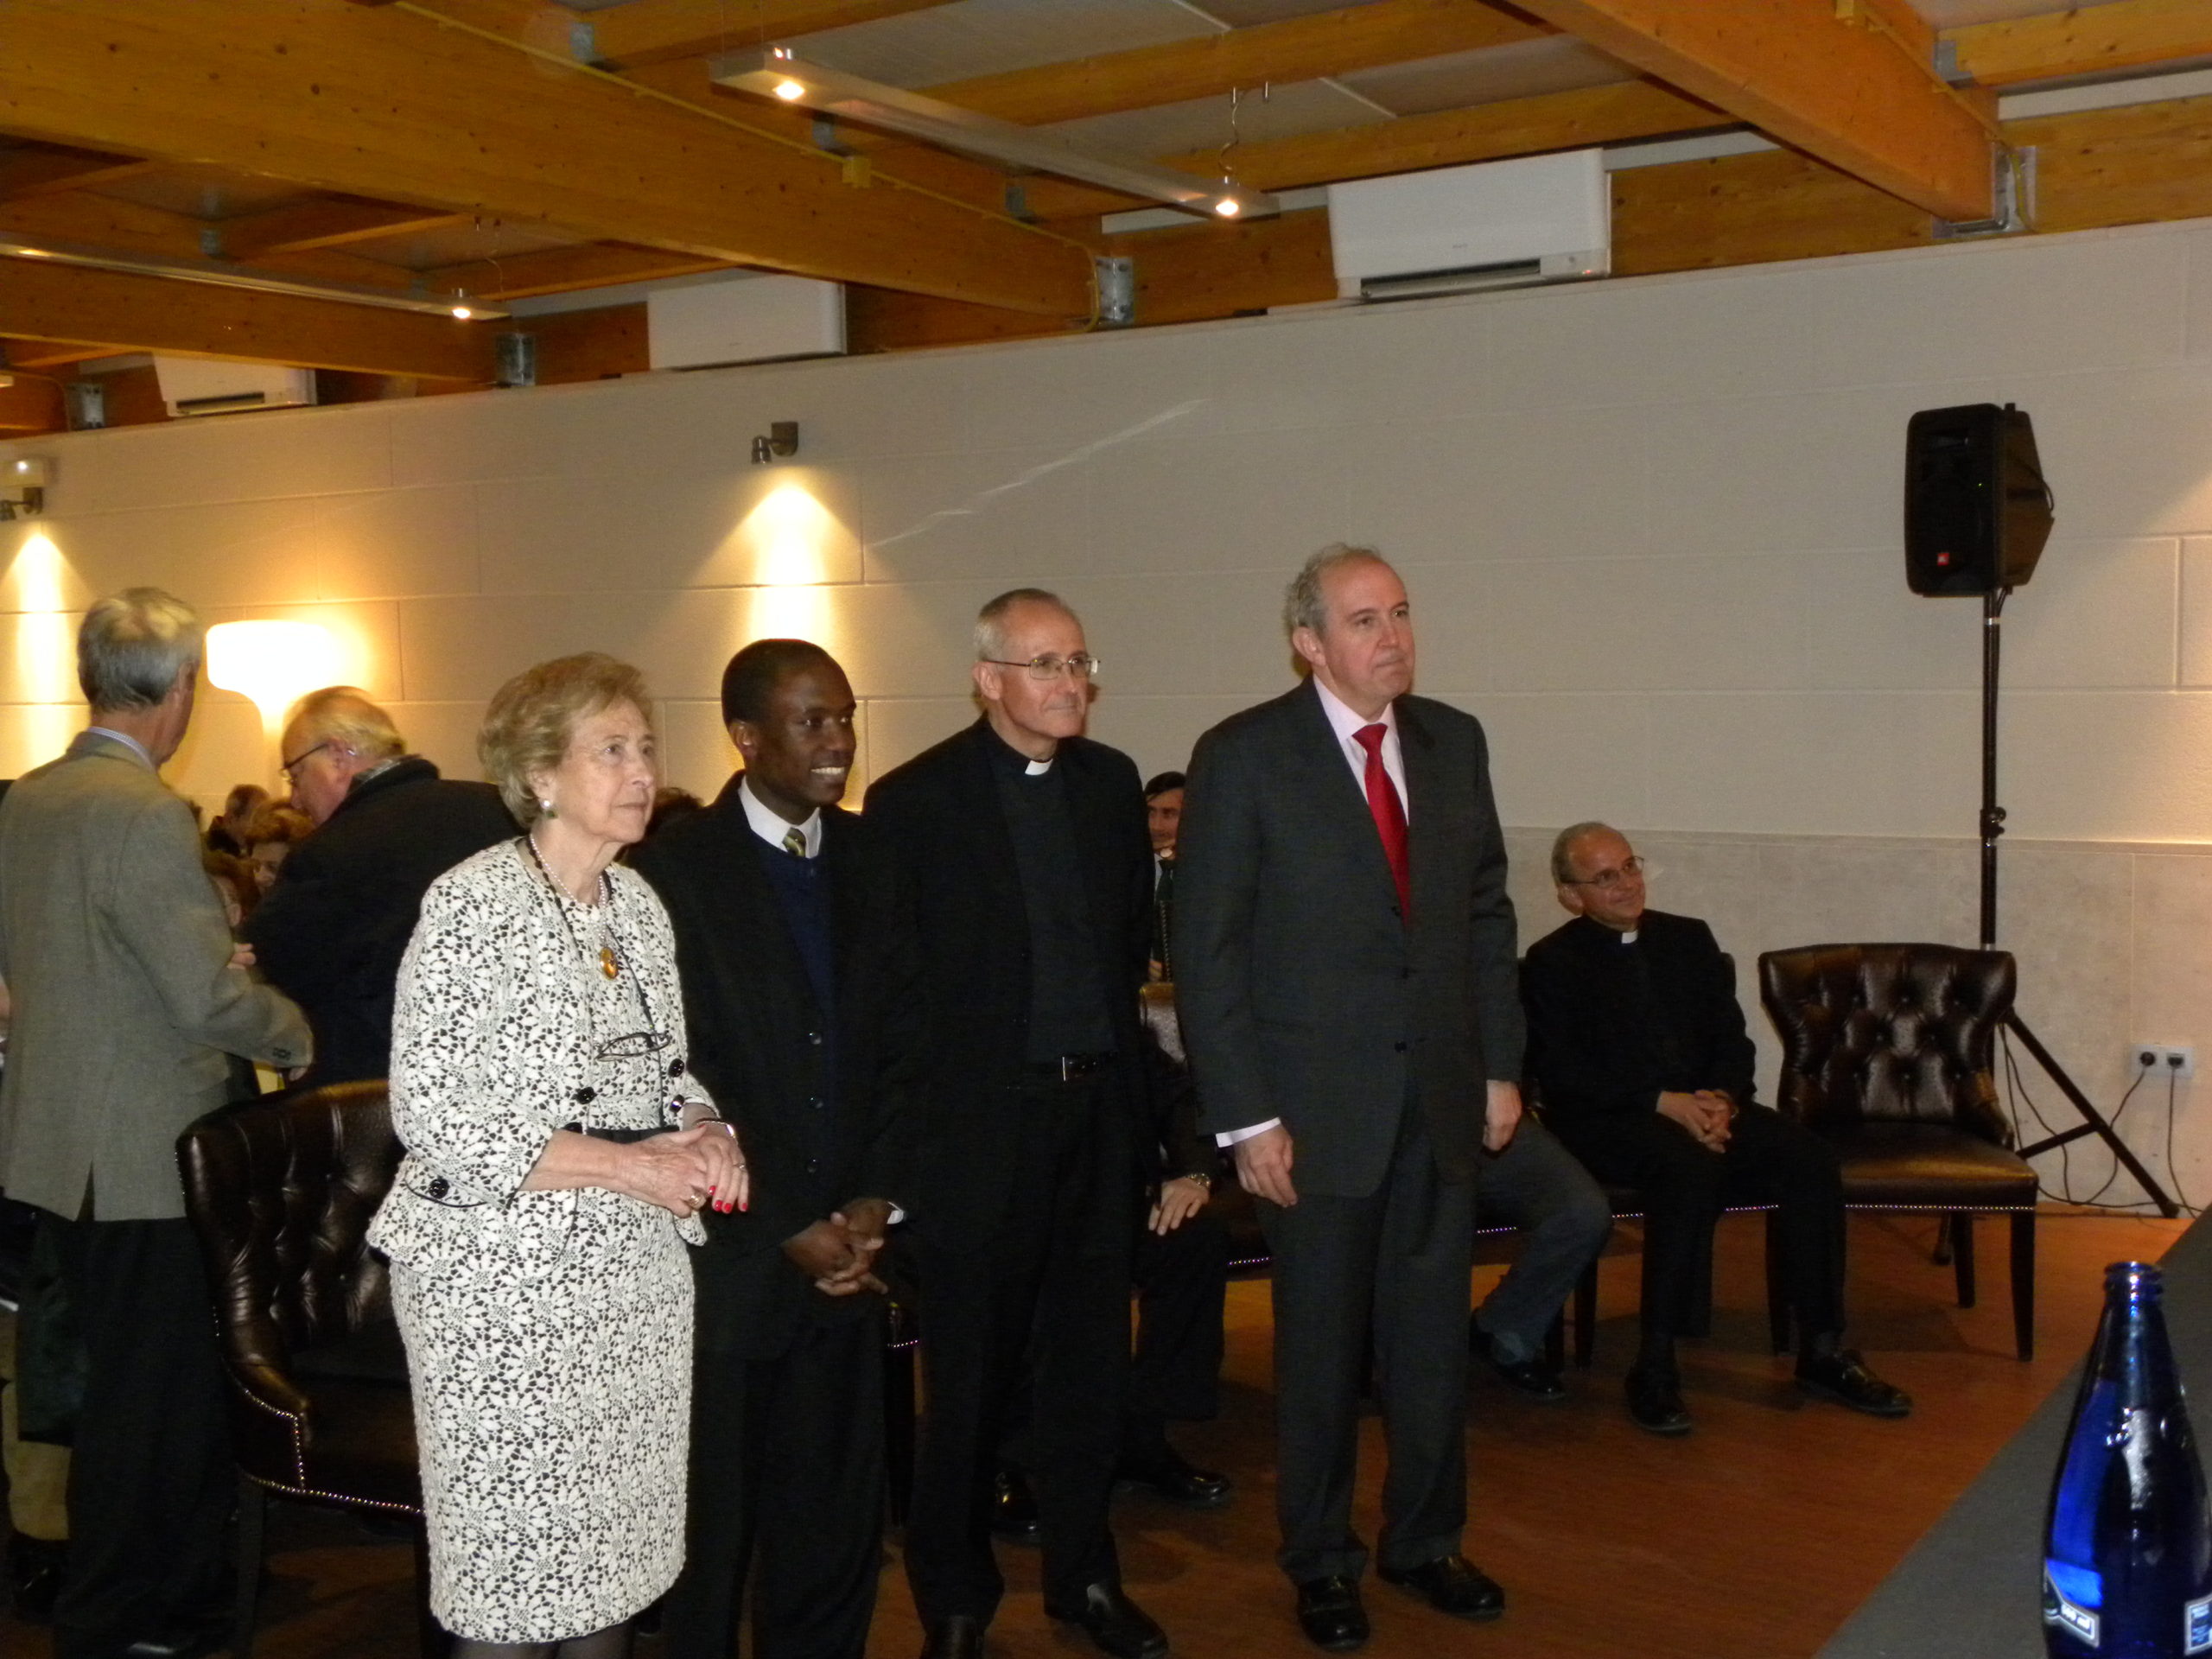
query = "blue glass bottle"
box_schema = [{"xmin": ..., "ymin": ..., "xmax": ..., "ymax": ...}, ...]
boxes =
[{"xmin": 2044, "ymin": 1261, "xmax": 2212, "ymax": 1656}]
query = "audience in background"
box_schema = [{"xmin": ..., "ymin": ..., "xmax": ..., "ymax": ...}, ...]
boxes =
[
  {"xmin": 205, "ymin": 782, "xmax": 270, "ymax": 857},
  {"xmin": 0, "ymin": 587, "xmax": 309, "ymax": 1659},
  {"xmin": 201, "ymin": 849, "xmax": 260, "ymax": 931},
  {"xmin": 244, "ymin": 688, "xmax": 515, "ymax": 1088},
  {"xmin": 238, "ymin": 802, "xmax": 313, "ymax": 895},
  {"xmin": 1142, "ymin": 770, "xmax": 1182, "ymax": 982},
  {"xmin": 644, "ymin": 785, "xmax": 704, "ymax": 842}
]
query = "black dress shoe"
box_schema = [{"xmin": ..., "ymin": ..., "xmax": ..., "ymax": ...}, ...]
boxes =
[
  {"xmin": 1485, "ymin": 1339, "xmax": 1568, "ymax": 1402},
  {"xmin": 1294, "ymin": 1576, "xmax": 1369, "ymax": 1652},
  {"xmin": 7, "ymin": 1534, "xmax": 65, "ymax": 1624},
  {"xmin": 119, "ymin": 1626, "xmax": 224, "ymax": 1659},
  {"xmin": 1796, "ymin": 1349, "xmax": 1913, "ymax": 1418},
  {"xmin": 1116, "ymin": 1443, "xmax": 1233, "ymax": 1507},
  {"xmin": 988, "ymin": 1465, "xmax": 1041, "ymax": 1545},
  {"xmin": 1047, "ymin": 1582, "xmax": 1168, "ymax": 1659},
  {"xmin": 918, "ymin": 1613, "xmax": 987, "ymax": 1659},
  {"xmin": 1378, "ymin": 1555, "xmax": 1505, "ymax": 1622},
  {"xmin": 1625, "ymin": 1366, "xmax": 1694, "ymax": 1436}
]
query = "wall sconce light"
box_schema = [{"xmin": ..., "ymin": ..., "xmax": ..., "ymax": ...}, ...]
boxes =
[
  {"xmin": 205, "ymin": 620, "xmax": 341, "ymax": 767},
  {"xmin": 0, "ymin": 456, "xmax": 48, "ymax": 519},
  {"xmin": 751, "ymin": 422, "xmax": 799, "ymax": 464}
]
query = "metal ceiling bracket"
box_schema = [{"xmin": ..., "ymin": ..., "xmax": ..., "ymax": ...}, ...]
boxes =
[
  {"xmin": 1932, "ymin": 38, "xmax": 1969, "ymax": 84},
  {"xmin": 1936, "ymin": 146, "xmax": 2035, "ymax": 239},
  {"xmin": 811, "ymin": 116, "xmax": 852, "ymax": 157},
  {"xmin": 569, "ymin": 22, "xmax": 601, "ymax": 65},
  {"xmin": 1094, "ymin": 257, "xmax": 1135, "ymax": 327},
  {"xmin": 1006, "ymin": 181, "xmax": 1034, "ymax": 223}
]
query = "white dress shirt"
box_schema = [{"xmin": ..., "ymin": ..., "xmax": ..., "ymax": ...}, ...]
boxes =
[
  {"xmin": 86, "ymin": 726, "xmax": 156, "ymax": 771},
  {"xmin": 1218, "ymin": 678, "xmax": 1408, "ymax": 1148},
  {"xmin": 739, "ymin": 774, "xmax": 821, "ymax": 856}
]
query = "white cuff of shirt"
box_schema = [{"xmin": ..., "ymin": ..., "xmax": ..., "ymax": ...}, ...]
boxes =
[{"xmin": 1217, "ymin": 1117, "xmax": 1282, "ymax": 1147}]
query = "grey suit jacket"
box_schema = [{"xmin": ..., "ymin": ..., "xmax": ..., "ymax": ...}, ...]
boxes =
[
  {"xmin": 1174, "ymin": 678, "xmax": 1522, "ymax": 1198},
  {"xmin": 0, "ymin": 731, "xmax": 310, "ymax": 1221}
]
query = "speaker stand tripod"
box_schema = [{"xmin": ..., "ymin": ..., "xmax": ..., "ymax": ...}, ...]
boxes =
[{"xmin": 1978, "ymin": 587, "xmax": 2180, "ymax": 1217}]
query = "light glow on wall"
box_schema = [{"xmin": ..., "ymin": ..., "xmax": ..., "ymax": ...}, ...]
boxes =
[
  {"xmin": 734, "ymin": 483, "xmax": 839, "ymax": 645},
  {"xmin": 205, "ymin": 620, "xmax": 342, "ymax": 747}
]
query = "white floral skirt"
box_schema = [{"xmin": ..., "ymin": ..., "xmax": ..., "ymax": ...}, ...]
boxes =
[{"xmin": 391, "ymin": 1193, "xmax": 694, "ymax": 1643}]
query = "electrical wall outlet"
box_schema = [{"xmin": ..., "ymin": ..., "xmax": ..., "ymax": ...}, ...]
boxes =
[{"xmin": 2130, "ymin": 1044, "xmax": 2196, "ymax": 1080}]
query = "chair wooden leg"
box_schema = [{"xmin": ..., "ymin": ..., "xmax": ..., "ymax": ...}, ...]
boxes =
[
  {"xmin": 412, "ymin": 1515, "xmax": 444, "ymax": 1659},
  {"xmin": 1951, "ymin": 1213, "xmax": 1978, "ymax": 1309},
  {"xmin": 2011, "ymin": 1211, "xmax": 2037, "ymax": 1362},
  {"xmin": 1764, "ymin": 1211, "xmax": 1789, "ymax": 1354},
  {"xmin": 1572, "ymin": 1257, "xmax": 1598, "ymax": 1369},
  {"xmin": 232, "ymin": 1477, "xmax": 265, "ymax": 1659},
  {"xmin": 883, "ymin": 1339, "xmax": 917, "ymax": 1529}
]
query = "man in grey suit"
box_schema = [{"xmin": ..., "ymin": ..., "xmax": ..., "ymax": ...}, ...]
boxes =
[
  {"xmin": 0, "ymin": 588, "xmax": 310, "ymax": 1659},
  {"xmin": 1178, "ymin": 546, "xmax": 1587, "ymax": 1652}
]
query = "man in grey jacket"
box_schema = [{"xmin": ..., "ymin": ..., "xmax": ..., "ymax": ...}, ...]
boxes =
[{"xmin": 0, "ymin": 588, "xmax": 309, "ymax": 1659}]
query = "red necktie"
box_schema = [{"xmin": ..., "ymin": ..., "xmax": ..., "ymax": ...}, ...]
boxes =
[{"xmin": 1354, "ymin": 723, "xmax": 1410, "ymax": 921}]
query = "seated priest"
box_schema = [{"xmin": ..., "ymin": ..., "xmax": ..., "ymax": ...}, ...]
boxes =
[{"xmin": 1520, "ymin": 822, "xmax": 1912, "ymax": 1437}]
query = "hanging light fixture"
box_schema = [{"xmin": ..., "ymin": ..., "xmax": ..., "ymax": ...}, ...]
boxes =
[
  {"xmin": 0, "ymin": 238, "xmax": 511, "ymax": 320},
  {"xmin": 712, "ymin": 47, "xmax": 1280, "ymax": 222}
]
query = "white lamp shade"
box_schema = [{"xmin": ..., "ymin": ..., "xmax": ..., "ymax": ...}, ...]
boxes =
[{"xmin": 204, "ymin": 620, "xmax": 340, "ymax": 726}]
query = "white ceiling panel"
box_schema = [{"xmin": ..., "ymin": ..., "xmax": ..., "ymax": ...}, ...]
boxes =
[
  {"xmin": 1340, "ymin": 35, "xmax": 1637, "ymax": 118},
  {"xmin": 798, "ymin": 0, "xmax": 1213, "ymax": 88},
  {"xmin": 1911, "ymin": 0, "xmax": 2135, "ymax": 24},
  {"xmin": 1044, "ymin": 78, "xmax": 1384, "ymax": 161}
]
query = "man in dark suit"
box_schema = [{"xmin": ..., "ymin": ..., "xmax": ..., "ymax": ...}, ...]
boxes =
[
  {"xmin": 867, "ymin": 588, "xmax": 1167, "ymax": 1659},
  {"xmin": 1522, "ymin": 822, "xmax": 1911, "ymax": 1434},
  {"xmin": 245, "ymin": 687, "xmax": 514, "ymax": 1085},
  {"xmin": 1143, "ymin": 770, "xmax": 1183, "ymax": 982},
  {"xmin": 1177, "ymin": 545, "xmax": 1548, "ymax": 1650},
  {"xmin": 631, "ymin": 639, "xmax": 918, "ymax": 1659}
]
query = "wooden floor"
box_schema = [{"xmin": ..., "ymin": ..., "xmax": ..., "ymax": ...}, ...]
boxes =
[{"xmin": 2, "ymin": 1206, "xmax": 2185, "ymax": 1659}]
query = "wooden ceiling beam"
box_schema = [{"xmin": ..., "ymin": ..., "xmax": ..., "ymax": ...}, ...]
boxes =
[
  {"xmin": 417, "ymin": 241, "xmax": 740, "ymax": 301},
  {"xmin": 0, "ymin": 375, "xmax": 67, "ymax": 433},
  {"xmin": 1020, "ymin": 77, "xmax": 1723, "ymax": 220},
  {"xmin": 0, "ymin": 145, "xmax": 163, "ymax": 198},
  {"xmin": 1510, "ymin": 0, "xmax": 1998, "ymax": 220},
  {"xmin": 219, "ymin": 198, "xmax": 473, "ymax": 257},
  {"xmin": 0, "ymin": 0, "xmax": 1096, "ymax": 318},
  {"xmin": 1946, "ymin": 0, "xmax": 2212, "ymax": 90},
  {"xmin": 0, "ymin": 257, "xmax": 495, "ymax": 379},
  {"xmin": 0, "ymin": 188, "xmax": 432, "ymax": 291},
  {"xmin": 923, "ymin": 0, "xmax": 1553, "ymax": 129}
]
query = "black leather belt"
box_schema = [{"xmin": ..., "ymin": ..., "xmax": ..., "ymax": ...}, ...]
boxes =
[
  {"xmin": 563, "ymin": 1122, "xmax": 663, "ymax": 1144},
  {"xmin": 1022, "ymin": 1052, "xmax": 1116, "ymax": 1083}
]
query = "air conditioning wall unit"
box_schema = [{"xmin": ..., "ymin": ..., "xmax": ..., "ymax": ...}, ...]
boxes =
[
  {"xmin": 647, "ymin": 275, "xmax": 846, "ymax": 371},
  {"xmin": 1327, "ymin": 149, "xmax": 1610, "ymax": 302},
  {"xmin": 152, "ymin": 358, "xmax": 317, "ymax": 417}
]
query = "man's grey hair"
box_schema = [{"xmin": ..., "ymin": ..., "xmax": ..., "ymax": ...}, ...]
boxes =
[
  {"xmin": 77, "ymin": 587, "xmax": 202, "ymax": 712},
  {"xmin": 975, "ymin": 587, "xmax": 1077, "ymax": 662},
  {"xmin": 284, "ymin": 685, "xmax": 406, "ymax": 763},
  {"xmin": 1283, "ymin": 543, "xmax": 1389, "ymax": 639},
  {"xmin": 1550, "ymin": 821, "xmax": 1622, "ymax": 885}
]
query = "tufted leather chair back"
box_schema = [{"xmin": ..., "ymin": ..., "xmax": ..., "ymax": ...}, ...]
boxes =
[
  {"xmin": 1760, "ymin": 944, "xmax": 2017, "ymax": 1145},
  {"xmin": 177, "ymin": 1079, "xmax": 410, "ymax": 1496}
]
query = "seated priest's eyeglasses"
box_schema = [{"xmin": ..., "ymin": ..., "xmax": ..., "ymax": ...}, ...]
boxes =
[
  {"xmin": 984, "ymin": 652, "xmax": 1103, "ymax": 682},
  {"xmin": 1565, "ymin": 855, "xmax": 1648, "ymax": 893},
  {"xmin": 279, "ymin": 740, "xmax": 332, "ymax": 784}
]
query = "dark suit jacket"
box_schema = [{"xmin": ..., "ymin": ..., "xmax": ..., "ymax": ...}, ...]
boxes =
[
  {"xmin": 862, "ymin": 718, "xmax": 1153, "ymax": 1243},
  {"xmin": 1174, "ymin": 678, "xmax": 1522, "ymax": 1198},
  {"xmin": 632, "ymin": 776, "xmax": 922, "ymax": 1358},
  {"xmin": 245, "ymin": 757, "xmax": 515, "ymax": 1086},
  {"xmin": 1521, "ymin": 909, "xmax": 1758, "ymax": 1127}
]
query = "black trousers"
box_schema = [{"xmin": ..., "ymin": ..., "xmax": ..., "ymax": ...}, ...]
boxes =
[
  {"xmin": 661, "ymin": 1306, "xmax": 887, "ymax": 1659},
  {"xmin": 41, "ymin": 1213, "xmax": 233, "ymax": 1659},
  {"xmin": 1552, "ymin": 1105, "xmax": 1847, "ymax": 1344},
  {"xmin": 1127, "ymin": 1205, "xmax": 1229, "ymax": 1435},
  {"xmin": 1257, "ymin": 1104, "xmax": 1472, "ymax": 1585},
  {"xmin": 905, "ymin": 1077, "xmax": 1132, "ymax": 1626}
]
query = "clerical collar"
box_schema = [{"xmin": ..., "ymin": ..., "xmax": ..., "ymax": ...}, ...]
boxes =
[
  {"xmin": 739, "ymin": 773, "xmax": 822, "ymax": 858},
  {"xmin": 1621, "ymin": 928, "xmax": 1639, "ymax": 944},
  {"xmin": 986, "ymin": 727, "xmax": 1056, "ymax": 778}
]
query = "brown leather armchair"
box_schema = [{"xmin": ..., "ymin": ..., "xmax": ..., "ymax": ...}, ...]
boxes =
[
  {"xmin": 175, "ymin": 1080, "xmax": 433, "ymax": 1658},
  {"xmin": 1758, "ymin": 943, "xmax": 2038, "ymax": 1359}
]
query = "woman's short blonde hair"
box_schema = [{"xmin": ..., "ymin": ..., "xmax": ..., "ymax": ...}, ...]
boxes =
[{"xmin": 479, "ymin": 652, "xmax": 652, "ymax": 825}]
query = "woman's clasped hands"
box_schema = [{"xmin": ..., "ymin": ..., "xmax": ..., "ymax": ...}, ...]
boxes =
[{"xmin": 625, "ymin": 1122, "xmax": 749, "ymax": 1217}]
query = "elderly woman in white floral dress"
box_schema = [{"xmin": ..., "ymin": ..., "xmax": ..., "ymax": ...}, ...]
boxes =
[{"xmin": 368, "ymin": 653, "xmax": 747, "ymax": 1659}]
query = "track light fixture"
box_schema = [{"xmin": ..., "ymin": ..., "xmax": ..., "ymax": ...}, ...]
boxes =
[
  {"xmin": 0, "ymin": 238, "xmax": 511, "ymax": 321},
  {"xmin": 711, "ymin": 48, "xmax": 1280, "ymax": 223}
]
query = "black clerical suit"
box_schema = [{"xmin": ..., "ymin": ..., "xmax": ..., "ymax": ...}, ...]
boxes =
[
  {"xmin": 632, "ymin": 777, "xmax": 921, "ymax": 1659},
  {"xmin": 245, "ymin": 757, "xmax": 514, "ymax": 1085},
  {"xmin": 1522, "ymin": 910, "xmax": 1846, "ymax": 1343},
  {"xmin": 865, "ymin": 719, "xmax": 1153, "ymax": 1630}
]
